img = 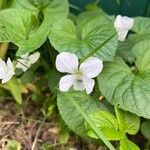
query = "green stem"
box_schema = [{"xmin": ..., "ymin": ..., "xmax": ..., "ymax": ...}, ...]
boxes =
[
  {"xmin": 80, "ymin": 32, "xmax": 117, "ymax": 64},
  {"xmin": 69, "ymin": 4, "xmax": 82, "ymax": 12},
  {"xmin": 68, "ymin": 95, "xmax": 116, "ymax": 150}
]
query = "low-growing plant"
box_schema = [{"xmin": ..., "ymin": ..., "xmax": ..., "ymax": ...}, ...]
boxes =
[{"xmin": 0, "ymin": 0, "xmax": 150, "ymax": 149}]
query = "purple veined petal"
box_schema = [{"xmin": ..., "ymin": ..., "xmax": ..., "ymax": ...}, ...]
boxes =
[
  {"xmin": 59, "ymin": 75, "xmax": 75, "ymax": 92},
  {"xmin": 56, "ymin": 52, "xmax": 79, "ymax": 73},
  {"xmin": 82, "ymin": 76, "xmax": 95, "ymax": 94},
  {"xmin": 79, "ymin": 57, "xmax": 103, "ymax": 78}
]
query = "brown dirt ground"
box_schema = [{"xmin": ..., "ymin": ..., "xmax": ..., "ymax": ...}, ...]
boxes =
[{"xmin": 0, "ymin": 98, "xmax": 107, "ymax": 150}]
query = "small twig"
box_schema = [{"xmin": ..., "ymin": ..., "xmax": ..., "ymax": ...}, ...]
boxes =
[
  {"xmin": 1, "ymin": 121, "xmax": 20, "ymax": 125},
  {"xmin": 16, "ymin": 60, "xmax": 30, "ymax": 70},
  {"xmin": 31, "ymin": 118, "xmax": 46, "ymax": 150}
]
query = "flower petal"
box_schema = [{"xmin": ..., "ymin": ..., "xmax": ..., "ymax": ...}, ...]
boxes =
[
  {"xmin": 83, "ymin": 77, "xmax": 95, "ymax": 94},
  {"xmin": 114, "ymin": 15, "xmax": 134, "ymax": 41},
  {"xmin": 114, "ymin": 15, "xmax": 134, "ymax": 30},
  {"xmin": 7, "ymin": 58, "xmax": 14, "ymax": 73},
  {"xmin": 117, "ymin": 30, "xmax": 128, "ymax": 41},
  {"xmin": 59, "ymin": 75, "xmax": 75, "ymax": 92},
  {"xmin": 74, "ymin": 79, "xmax": 85, "ymax": 91},
  {"xmin": 0, "ymin": 58, "xmax": 14, "ymax": 83},
  {"xmin": 1, "ymin": 74, "xmax": 12, "ymax": 84},
  {"xmin": 29, "ymin": 52, "xmax": 40, "ymax": 64},
  {"xmin": 0, "ymin": 59, "xmax": 7, "ymax": 78},
  {"xmin": 56, "ymin": 52, "xmax": 78, "ymax": 73},
  {"xmin": 79, "ymin": 57, "xmax": 103, "ymax": 78}
]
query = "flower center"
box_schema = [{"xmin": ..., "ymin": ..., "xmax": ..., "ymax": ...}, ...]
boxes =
[{"xmin": 74, "ymin": 70, "xmax": 83, "ymax": 82}]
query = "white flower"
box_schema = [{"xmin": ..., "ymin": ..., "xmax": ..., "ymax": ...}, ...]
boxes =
[
  {"xmin": 114, "ymin": 15, "xmax": 134, "ymax": 41},
  {"xmin": 16, "ymin": 52, "xmax": 40, "ymax": 72},
  {"xmin": 0, "ymin": 58, "xmax": 15, "ymax": 84},
  {"xmin": 56, "ymin": 52, "xmax": 103, "ymax": 94}
]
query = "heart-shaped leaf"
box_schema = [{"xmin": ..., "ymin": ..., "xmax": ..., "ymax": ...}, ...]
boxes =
[
  {"xmin": 98, "ymin": 40, "xmax": 150, "ymax": 119},
  {"xmin": 0, "ymin": 9, "xmax": 50, "ymax": 55},
  {"xmin": 11, "ymin": 0, "xmax": 69, "ymax": 24},
  {"xmin": 115, "ymin": 108, "xmax": 140, "ymax": 135},
  {"xmin": 132, "ymin": 17, "xmax": 150, "ymax": 34},
  {"xmin": 141, "ymin": 120, "xmax": 150, "ymax": 140},
  {"xmin": 49, "ymin": 10, "xmax": 117, "ymax": 61},
  {"xmin": 86, "ymin": 111, "xmax": 124, "ymax": 140},
  {"xmin": 57, "ymin": 90, "xmax": 110, "ymax": 140},
  {"xmin": 120, "ymin": 139, "xmax": 140, "ymax": 150}
]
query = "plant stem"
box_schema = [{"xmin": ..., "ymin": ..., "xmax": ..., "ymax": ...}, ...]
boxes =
[
  {"xmin": 68, "ymin": 95, "xmax": 116, "ymax": 150},
  {"xmin": 80, "ymin": 32, "xmax": 117, "ymax": 64}
]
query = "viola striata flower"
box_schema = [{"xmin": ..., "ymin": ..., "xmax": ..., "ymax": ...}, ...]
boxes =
[
  {"xmin": 114, "ymin": 15, "xmax": 134, "ymax": 41},
  {"xmin": 16, "ymin": 52, "xmax": 40, "ymax": 72},
  {"xmin": 56, "ymin": 52, "xmax": 103, "ymax": 94},
  {"xmin": 0, "ymin": 58, "xmax": 15, "ymax": 84}
]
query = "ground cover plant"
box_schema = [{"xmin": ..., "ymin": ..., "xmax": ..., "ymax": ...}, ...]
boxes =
[{"xmin": 0, "ymin": 0, "xmax": 150, "ymax": 149}]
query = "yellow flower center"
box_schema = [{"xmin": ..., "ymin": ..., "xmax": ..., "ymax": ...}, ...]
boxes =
[{"xmin": 74, "ymin": 70, "xmax": 83, "ymax": 82}]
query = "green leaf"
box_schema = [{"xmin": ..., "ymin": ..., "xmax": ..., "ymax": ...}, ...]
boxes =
[
  {"xmin": 41, "ymin": 144, "xmax": 52, "ymax": 150},
  {"xmin": 117, "ymin": 39, "xmax": 135, "ymax": 64},
  {"xmin": 117, "ymin": 34, "xmax": 150, "ymax": 64},
  {"xmin": 7, "ymin": 140, "xmax": 21, "ymax": 150},
  {"xmin": 120, "ymin": 139, "xmax": 140, "ymax": 150},
  {"xmin": 86, "ymin": 111, "xmax": 124, "ymax": 140},
  {"xmin": 59, "ymin": 130, "xmax": 69, "ymax": 144},
  {"xmin": 0, "ymin": 9, "xmax": 50, "ymax": 55},
  {"xmin": 87, "ymin": 127, "xmax": 123, "ymax": 141},
  {"xmin": 98, "ymin": 40, "xmax": 150, "ymax": 119},
  {"xmin": 57, "ymin": 90, "xmax": 109, "ymax": 139},
  {"xmin": 49, "ymin": 10, "xmax": 117, "ymax": 61},
  {"xmin": 6, "ymin": 77, "xmax": 23, "ymax": 104},
  {"xmin": 141, "ymin": 120, "xmax": 150, "ymax": 140},
  {"xmin": 47, "ymin": 69, "xmax": 61, "ymax": 93},
  {"xmin": 115, "ymin": 108, "xmax": 140, "ymax": 135},
  {"xmin": 132, "ymin": 41, "xmax": 150, "ymax": 72},
  {"xmin": 132, "ymin": 17, "xmax": 150, "ymax": 34},
  {"xmin": 88, "ymin": 111, "xmax": 119, "ymax": 129},
  {"xmin": 11, "ymin": 0, "xmax": 69, "ymax": 24},
  {"xmin": 57, "ymin": 90, "xmax": 116, "ymax": 150}
]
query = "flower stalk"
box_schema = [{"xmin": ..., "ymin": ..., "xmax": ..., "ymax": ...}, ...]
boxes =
[{"xmin": 80, "ymin": 32, "xmax": 117, "ymax": 64}]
